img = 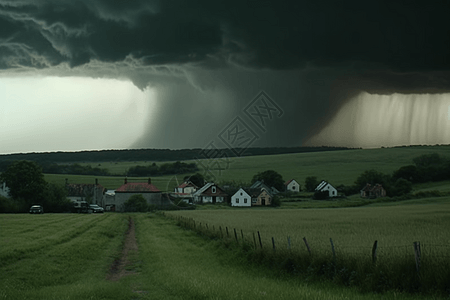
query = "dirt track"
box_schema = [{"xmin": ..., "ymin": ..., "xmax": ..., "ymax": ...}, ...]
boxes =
[{"xmin": 106, "ymin": 217, "xmax": 138, "ymax": 281}]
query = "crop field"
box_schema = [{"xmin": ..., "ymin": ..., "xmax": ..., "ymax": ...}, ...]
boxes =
[
  {"xmin": 0, "ymin": 213, "xmax": 133, "ymax": 299},
  {"xmin": 58, "ymin": 145, "xmax": 450, "ymax": 190},
  {"xmin": 44, "ymin": 173, "xmax": 188, "ymax": 192},
  {"xmin": 166, "ymin": 198, "xmax": 450, "ymax": 295},
  {"xmin": 1, "ymin": 212, "xmax": 445, "ymax": 299}
]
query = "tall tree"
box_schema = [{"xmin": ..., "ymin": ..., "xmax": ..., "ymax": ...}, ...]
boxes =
[
  {"xmin": 0, "ymin": 160, "xmax": 46, "ymax": 206},
  {"xmin": 304, "ymin": 176, "xmax": 319, "ymax": 192},
  {"xmin": 251, "ymin": 170, "xmax": 284, "ymax": 191}
]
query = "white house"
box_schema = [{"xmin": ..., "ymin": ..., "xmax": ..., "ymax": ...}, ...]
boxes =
[
  {"xmin": 231, "ymin": 188, "xmax": 252, "ymax": 207},
  {"xmin": 0, "ymin": 182, "xmax": 10, "ymax": 198},
  {"xmin": 285, "ymin": 179, "xmax": 300, "ymax": 192},
  {"xmin": 315, "ymin": 180, "xmax": 338, "ymax": 198},
  {"xmin": 174, "ymin": 181, "xmax": 198, "ymax": 194}
]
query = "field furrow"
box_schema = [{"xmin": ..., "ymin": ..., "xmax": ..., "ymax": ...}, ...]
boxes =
[{"xmin": 0, "ymin": 214, "xmax": 113, "ymax": 268}]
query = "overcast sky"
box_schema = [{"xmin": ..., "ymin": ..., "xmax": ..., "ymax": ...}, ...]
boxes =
[{"xmin": 1, "ymin": 0, "xmax": 450, "ymax": 154}]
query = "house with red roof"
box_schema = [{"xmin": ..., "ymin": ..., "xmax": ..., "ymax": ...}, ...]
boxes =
[
  {"xmin": 175, "ymin": 181, "xmax": 198, "ymax": 194},
  {"xmin": 170, "ymin": 181, "xmax": 199, "ymax": 204},
  {"xmin": 285, "ymin": 179, "xmax": 300, "ymax": 192},
  {"xmin": 113, "ymin": 178, "xmax": 166, "ymax": 211}
]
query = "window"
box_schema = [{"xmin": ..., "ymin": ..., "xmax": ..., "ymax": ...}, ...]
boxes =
[
  {"xmin": 236, "ymin": 198, "xmax": 239, "ymax": 203},
  {"xmin": 212, "ymin": 186, "xmax": 216, "ymax": 193},
  {"xmin": 240, "ymin": 192, "xmax": 243, "ymax": 196},
  {"xmin": 244, "ymin": 198, "xmax": 247, "ymax": 203}
]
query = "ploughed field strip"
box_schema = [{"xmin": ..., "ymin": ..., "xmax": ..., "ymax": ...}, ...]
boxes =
[{"xmin": 107, "ymin": 217, "xmax": 139, "ymax": 281}]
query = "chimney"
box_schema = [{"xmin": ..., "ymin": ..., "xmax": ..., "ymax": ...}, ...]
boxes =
[
  {"xmin": 124, "ymin": 177, "xmax": 128, "ymax": 184},
  {"xmin": 148, "ymin": 178, "xmax": 151, "ymax": 184}
]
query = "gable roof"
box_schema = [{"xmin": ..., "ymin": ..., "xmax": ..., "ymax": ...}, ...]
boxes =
[
  {"xmin": 177, "ymin": 181, "xmax": 198, "ymax": 189},
  {"xmin": 193, "ymin": 182, "xmax": 227, "ymax": 196},
  {"xmin": 315, "ymin": 180, "xmax": 335, "ymax": 191},
  {"xmin": 250, "ymin": 181, "xmax": 274, "ymax": 197},
  {"xmin": 115, "ymin": 182, "xmax": 161, "ymax": 193},
  {"xmin": 193, "ymin": 182, "xmax": 214, "ymax": 196},
  {"xmin": 285, "ymin": 179, "xmax": 297, "ymax": 186}
]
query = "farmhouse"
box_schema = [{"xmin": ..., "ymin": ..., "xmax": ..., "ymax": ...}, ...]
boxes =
[
  {"xmin": 114, "ymin": 178, "xmax": 167, "ymax": 211},
  {"xmin": 104, "ymin": 190, "xmax": 116, "ymax": 211},
  {"xmin": 285, "ymin": 179, "xmax": 300, "ymax": 192},
  {"xmin": 65, "ymin": 178, "xmax": 105, "ymax": 205},
  {"xmin": 250, "ymin": 180, "xmax": 279, "ymax": 195},
  {"xmin": 0, "ymin": 182, "xmax": 10, "ymax": 198},
  {"xmin": 175, "ymin": 181, "xmax": 198, "ymax": 194},
  {"xmin": 193, "ymin": 183, "xmax": 228, "ymax": 204},
  {"xmin": 251, "ymin": 188, "xmax": 273, "ymax": 206},
  {"xmin": 231, "ymin": 188, "xmax": 257, "ymax": 207},
  {"xmin": 360, "ymin": 183, "xmax": 387, "ymax": 198},
  {"xmin": 315, "ymin": 180, "xmax": 338, "ymax": 198}
]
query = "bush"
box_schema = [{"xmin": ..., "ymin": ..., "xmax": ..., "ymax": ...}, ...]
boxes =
[
  {"xmin": 123, "ymin": 194, "xmax": 148, "ymax": 212},
  {"xmin": 313, "ymin": 190, "xmax": 329, "ymax": 200}
]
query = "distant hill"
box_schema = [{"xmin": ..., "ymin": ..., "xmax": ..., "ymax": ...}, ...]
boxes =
[{"xmin": 0, "ymin": 146, "xmax": 355, "ymax": 166}]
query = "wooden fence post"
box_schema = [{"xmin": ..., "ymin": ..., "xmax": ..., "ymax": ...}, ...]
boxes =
[
  {"xmin": 372, "ymin": 240, "xmax": 378, "ymax": 264},
  {"xmin": 234, "ymin": 228, "xmax": 238, "ymax": 243},
  {"xmin": 330, "ymin": 238, "xmax": 336, "ymax": 262},
  {"xmin": 303, "ymin": 237, "xmax": 311, "ymax": 255},
  {"xmin": 272, "ymin": 237, "xmax": 276, "ymax": 251},
  {"xmin": 257, "ymin": 231, "xmax": 263, "ymax": 249},
  {"xmin": 219, "ymin": 226, "xmax": 223, "ymax": 238},
  {"xmin": 226, "ymin": 227, "xmax": 229, "ymax": 237},
  {"xmin": 413, "ymin": 241, "xmax": 421, "ymax": 274},
  {"xmin": 241, "ymin": 230, "xmax": 244, "ymax": 242}
]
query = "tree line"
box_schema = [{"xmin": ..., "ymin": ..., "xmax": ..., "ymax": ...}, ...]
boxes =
[
  {"xmin": 0, "ymin": 161, "xmax": 72, "ymax": 213},
  {"xmin": 127, "ymin": 161, "xmax": 198, "ymax": 177},
  {"xmin": 0, "ymin": 146, "xmax": 355, "ymax": 165}
]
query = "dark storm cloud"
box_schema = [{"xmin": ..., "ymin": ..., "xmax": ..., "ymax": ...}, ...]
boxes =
[
  {"xmin": 1, "ymin": 0, "xmax": 449, "ymax": 75},
  {"xmin": 1, "ymin": 0, "xmax": 450, "ymax": 150}
]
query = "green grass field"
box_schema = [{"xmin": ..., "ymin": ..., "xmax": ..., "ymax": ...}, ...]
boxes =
[
  {"xmin": 0, "ymin": 213, "xmax": 444, "ymax": 299},
  {"xmin": 166, "ymin": 198, "xmax": 450, "ymax": 296},
  {"xmin": 58, "ymin": 145, "xmax": 450, "ymax": 190}
]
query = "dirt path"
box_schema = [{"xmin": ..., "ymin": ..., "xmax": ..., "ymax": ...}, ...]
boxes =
[{"xmin": 106, "ymin": 217, "xmax": 139, "ymax": 281}]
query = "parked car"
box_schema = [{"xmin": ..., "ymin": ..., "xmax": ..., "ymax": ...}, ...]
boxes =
[
  {"xmin": 89, "ymin": 204, "xmax": 104, "ymax": 213},
  {"xmin": 72, "ymin": 201, "xmax": 89, "ymax": 213},
  {"xmin": 29, "ymin": 205, "xmax": 44, "ymax": 214}
]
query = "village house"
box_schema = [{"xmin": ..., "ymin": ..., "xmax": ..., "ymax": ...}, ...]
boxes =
[
  {"xmin": 360, "ymin": 183, "xmax": 387, "ymax": 198},
  {"xmin": 104, "ymin": 190, "xmax": 116, "ymax": 211},
  {"xmin": 231, "ymin": 188, "xmax": 259, "ymax": 207},
  {"xmin": 251, "ymin": 188, "xmax": 273, "ymax": 206},
  {"xmin": 170, "ymin": 180, "xmax": 199, "ymax": 204},
  {"xmin": 65, "ymin": 178, "xmax": 105, "ymax": 206},
  {"xmin": 250, "ymin": 180, "xmax": 279, "ymax": 195},
  {"xmin": 113, "ymin": 178, "xmax": 167, "ymax": 211},
  {"xmin": 174, "ymin": 181, "xmax": 198, "ymax": 194},
  {"xmin": 285, "ymin": 179, "xmax": 300, "ymax": 192},
  {"xmin": 193, "ymin": 183, "xmax": 228, "ymax": 204},
  {"xmin": 315, "ymin": 180, "xmax": 338, "ymax": 198}
]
